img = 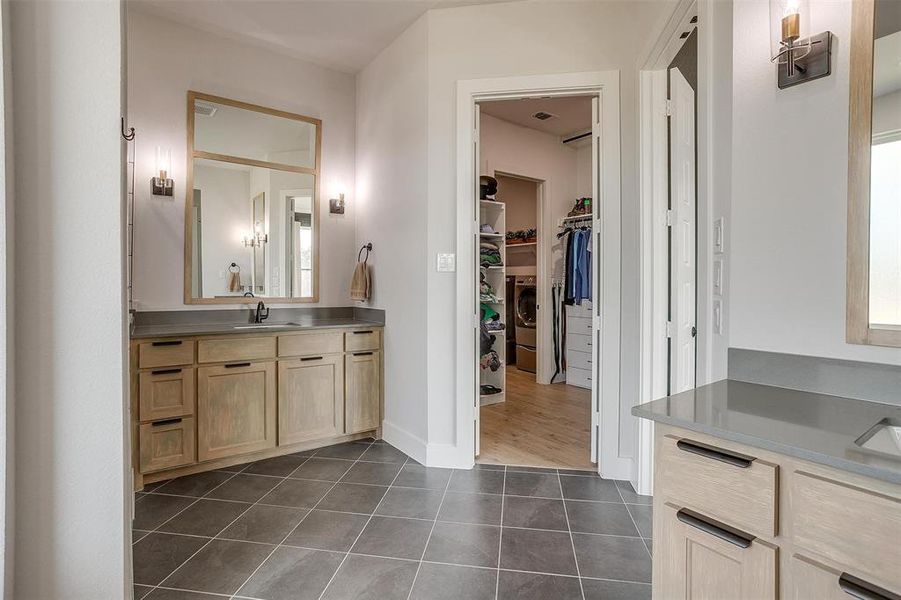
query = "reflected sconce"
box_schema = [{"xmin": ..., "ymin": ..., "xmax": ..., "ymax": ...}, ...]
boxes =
[
  {"xmin": 243, "ymin": 221, "xmax": 268, "ymax": 247},
  {"xmin": 329, "ymin": 181, "xmax": 346, "ymax": 215},
  {"xmin": 151, "ymin": 147, "xmax": 175, "ymax": 196},
  {"xmin": 769, "ymin": 0, "xmax": 832, "ymax": 89}
]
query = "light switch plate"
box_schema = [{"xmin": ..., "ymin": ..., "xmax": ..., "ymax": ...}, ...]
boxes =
[{"xmin": 437, "ymin": 253, "xmax": 456, "ymax": 272}]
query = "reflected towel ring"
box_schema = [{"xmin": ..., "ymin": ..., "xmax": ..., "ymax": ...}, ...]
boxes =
[
  {"xmin": 358, "ymin": 242, "xmax": 373, "ymax": 262},
  {"xmin": 228, "ymin": 262, "xmax": 241, "ymax": 273}
]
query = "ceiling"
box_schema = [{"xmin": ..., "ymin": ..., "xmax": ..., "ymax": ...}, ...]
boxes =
[
  {"xmin": 128, "ymin": 0, "xmax": 511, "ymax": 73},
  {"xmin": 479, "ymin": 96, "xmax": 594, "ymax": 138}
]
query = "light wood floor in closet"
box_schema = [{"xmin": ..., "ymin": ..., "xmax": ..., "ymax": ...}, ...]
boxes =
[{"xmin": 478, "ymin": 366, "xmax": 593, "ymax": 470}]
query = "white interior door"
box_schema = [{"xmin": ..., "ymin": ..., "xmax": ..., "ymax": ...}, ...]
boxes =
[
  {"xmin": 590, "ymin": 95, "xmax": 602, "ymax": 466},
  {"xmin": 668, "ymin": 67, "xmax": 696, "ymax": 394},
  {"xmin": 473, "ymin": 102, "xmax": 482, "ymax": 457}
]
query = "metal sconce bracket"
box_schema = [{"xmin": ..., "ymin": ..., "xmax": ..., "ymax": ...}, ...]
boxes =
[
  {"xmin": 151, "ymin": 176, "xmax": 174, "ymax": 196},
  {"xmin": 776, "ymin": 31, "xmax": 832, "ymax": 89}
]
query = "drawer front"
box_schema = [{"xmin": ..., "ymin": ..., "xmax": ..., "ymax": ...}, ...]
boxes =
[
  {"xmin": 567, "ymin": 333, "xmax": 592, "ymax": 354},
  {"xmin": 345, "ymin": 329, "xmax": 381, "ymax": 352},
  {"xmin": 787, "ymin": 554, "xmax": 891, "ymax": 600},
  {"xmin": 656, "ymin": 434, "xmax": 778, "ymax": 537},
  {"xmin": 140, "ymin": 417, "xmax": 196, "ymax": 473},
  {"xmin": 566, "ymin": 302, "xmax": 592, "ymax": 319},
  {"xmin": 139, "ymin": 368, "xmax": 195, "ymax": 422},
  {"xmin": 138, "ymin": 340, "xmax": 194, "ymax": 369},
  {"xmin": 791, "ymin": 470, "xmax": 901, "ymax": 591},
  {"xmin": 278, "ymin": 331, "xmax": 344, "ymax": 358},
  {"xmin": 565, "ymin": 316, "xmax": 592, "ymax": 336},
  {"xmin": 566, "ymin": 350, "xmax": 592, "ymax": 371},
  {"xmin": 566, "ymin": 366, "xmax": 592, "ymax": 389},
  {"xmin": 197, "ymin": 336, "xmax": 276, "ymax": 364}
]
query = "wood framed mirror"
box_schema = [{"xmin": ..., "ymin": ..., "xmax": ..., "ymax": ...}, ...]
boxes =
[
  {"xmin": 184, "ymin": 91, "xmax": 322, "ymax": 304},
  {"xmin": 847, "ymin": 0, "xmax": 901, "ymax": 347}
]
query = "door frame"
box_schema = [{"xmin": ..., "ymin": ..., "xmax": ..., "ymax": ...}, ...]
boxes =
[
  {"xmin": 638, "ymin": 0, "xmax": 721, "ymax": 495},
  {"xmin": 455, "ymin": 71, "xmax": 628, "ymax": 478}
]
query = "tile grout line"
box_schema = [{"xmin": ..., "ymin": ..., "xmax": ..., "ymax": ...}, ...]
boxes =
[
  {"xmin": 557, "ymin": 469, "xmax": 586, "ymax": 600},
  {"xmin": 227, "ymin": 440, "xmax": 379, "ymax": 600},
  {"xmin": 494, "ymin": 465, "xmax": 507, "ymax": 600},
  {"xmin": 615, "ymin": 481, "xmax": 652, "ymax": 559},
  {"xmin": 315, "ymin": 453, "xmax": 410, "ymax": 600},
  {"xmin": 403, "ymin": 461, "xmax": 456, "ymax": 600}
]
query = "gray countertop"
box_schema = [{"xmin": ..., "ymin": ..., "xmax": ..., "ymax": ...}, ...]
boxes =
[
  {"xmin": 632, "ymin": 380, "xmax": 901, "ymax": 484},
  {"xmin": 131, "ymin": 318, "xmax": 383, "ymax": 339}
]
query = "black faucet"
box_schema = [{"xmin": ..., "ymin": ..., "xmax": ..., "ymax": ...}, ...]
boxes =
[{"xmin": 254, "ymin": 301, "xmax": 270, "ymax": 324}]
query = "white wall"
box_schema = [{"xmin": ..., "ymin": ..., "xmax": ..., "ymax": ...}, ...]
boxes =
[
  {"xmin": 10, "ymin": 1, "xmax": 128, "ymax": 597},
  {"xmin": 730, "ymin": 0, "xmax": 901, "ymax": 365},
  {"xmin": 355, "ymin": 16, "xmax": 430, "ymax": 460},
  {"xmin": 128, "ymin": 10, "xmax": 356, "ymax": 310},
  {"xmin": 423, "ymin": 1, "xmax": 671, "ymax": 454},
  {"xmin": 873, "ymin": 89, "xmax": 901, "ymax": 135}
]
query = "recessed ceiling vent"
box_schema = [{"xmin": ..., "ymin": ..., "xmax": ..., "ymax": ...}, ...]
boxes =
[
  {"xmin": 532, "ymin": 111, "xmax": 556, "ymax": 121},
  {"xmin": 195, "ymin": 101, "xmax": 218, "ymax": 117}
]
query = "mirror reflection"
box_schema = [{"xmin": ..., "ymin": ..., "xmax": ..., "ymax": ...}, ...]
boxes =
[{"xmin": 869, "ymin": 0, "xmax": 901, "ymax": 329}]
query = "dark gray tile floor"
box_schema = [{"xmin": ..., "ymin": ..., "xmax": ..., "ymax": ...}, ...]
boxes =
[{"xmin": 133, "ymin": 440, "xmax": 653, "ymax": 600}]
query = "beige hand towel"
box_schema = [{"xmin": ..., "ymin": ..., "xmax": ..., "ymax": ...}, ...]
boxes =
[
  {"xmin": 350, "ymin": 260, "xmax": 371, "ymax": 301},
  {"xmin": 227, "ymin": 268, "xmax": 242, "ymax": 292}
]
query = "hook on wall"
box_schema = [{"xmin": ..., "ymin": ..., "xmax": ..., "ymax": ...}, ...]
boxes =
[
  {"xmin": 358, "ymin": 242, "xmax": 373, "ymax": 262},
  {"xmin": 121, "ymin": 117, "xmax": 135, "ymax": 141}
]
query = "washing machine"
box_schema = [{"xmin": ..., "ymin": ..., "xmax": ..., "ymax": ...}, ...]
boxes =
[{"xmin": 514, "ymin": 275, "xmax": 537, "ymax": 373}]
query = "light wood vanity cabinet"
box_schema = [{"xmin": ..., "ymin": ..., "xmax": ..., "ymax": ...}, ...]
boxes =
[
  {"xmin": 131, "ymin": 326, "xmax": 384, "ymax": 485},
  {"xmin": 653, "ymin": 425, "xmax": 901, "ymax": 600}
]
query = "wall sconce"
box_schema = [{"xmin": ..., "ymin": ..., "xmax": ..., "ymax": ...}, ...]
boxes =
[
  {"xmin": 329, "ymin": 181, "xmax": 346, "ymax": 215},
  {"xmin": 243, "ymin": 221, "xmax": 268, "ymax": 247},
  {"xmin": 769, "ymin": 0, "xmax": 832, "ymax": 89},
  {"xmin": 151, "ymin": 147, "xmax": 174, "ymax": 196}
]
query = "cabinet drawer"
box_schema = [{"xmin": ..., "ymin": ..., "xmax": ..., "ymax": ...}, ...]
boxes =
[
  {"xmin": 791, "ymin": 470, "xmax": 901, "ymax": 591},
  {"xmin": 139, "ymin": 368, "xmax": 195, "ymax": 422},
  {"xmin": 565, "ymin": 316, "xmax": 592, "ymax": 336},
  {"xmin": 566, "ymin": 301, "xmax": 592, "ymax": 319},
  {"xmin": 138, "ymin": 340, "xmax": 194, "ymax": 369},
  {"xmin": 197, "ymin": 336, "xmax": 276, "ymax": 364},
  {"xmin": 566, "ymin": 366, "xmax": 592, "ymax": 389},
  {"xmin": 788, "ymin": 554, "xmax": 900, "ymax": 600},
  {"xmin": 279, "ymin": 331, "xmax": 344, "ymax": 357},
  {"xmin": 140, "ymin": 417, "xmax": 196, "ymax": 473},
  {"xmin": 566, "ymin": 350, "xmax": 592, "ymax": 371},
  {"xmin": 567, "ymin": 333, "xmax": 592, "ymax": 354},
  {"xmin": 345, "ymin": 329, "xmax": 381, "ymax": 352},
  {"xmin": 656, "ymin": 434, "xmax": 778, "ymax": 537}
]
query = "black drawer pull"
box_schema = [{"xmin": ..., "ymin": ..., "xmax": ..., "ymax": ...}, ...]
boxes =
[
  {"xmin": 151, "ymin": 418, "xmax": 183, "ymax": 427},
  {"xmin": 354, "ymin": 352, "xmax": 374, "ymax": 356},
  {"xmin": 151, "ymin": 368, "xmax": 182, "ymax": 375},
  {"xmin": 151, "ymin": 340, "xmax": 183, "ymax": 347},
  {"xmin": 224, "ymin": 362, "xmax": 251, "ymax": 369},
  {"xmin": 676, "ymin": 508, "xmax": 753, "ymax": 548},
  {"xmin": 352, "ymin": 330, "xmax": 374, "ymax": 335},
  {"xmin": 839, "ymin": 573, "xmax": 901, "ymax": 600},
  {"xmin": 677, "ymin": 439, "xmax": 753, "ymax": 468},
  {"xmin": 301, "ymin": 356, "xmax": 324, "ymax": 362}
]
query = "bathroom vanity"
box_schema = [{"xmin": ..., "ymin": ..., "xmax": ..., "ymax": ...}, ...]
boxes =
[
  {"xmin": 634, "ymin": 381, "xmax": 901, "ymax": 600},
  {"xmin": 130, "ymin": 320, "xmax": 383, "ymax": 489}
]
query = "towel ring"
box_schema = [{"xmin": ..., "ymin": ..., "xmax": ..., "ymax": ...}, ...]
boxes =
[
  {"xmin": 358, "ymin": 243, "xmax": 373, "ymax": 262},
  {"xmin": 228, "ymin": 262, "xmax": 241, "ymax": 273}
]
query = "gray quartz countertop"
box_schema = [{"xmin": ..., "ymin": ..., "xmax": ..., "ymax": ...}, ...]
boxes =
[
  {"xmin": 131, "ymin": 318, "xmax": 383, "ymax": 339},
  {"xmin": 632, "ymin": 380, "xmax": 901, "ymax": 484}
]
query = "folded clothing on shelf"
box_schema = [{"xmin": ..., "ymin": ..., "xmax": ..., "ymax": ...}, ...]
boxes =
[
  {"xmin": 480, "ymin": 241, "xmax": 502, "ymax": 267},
  {"xmin": 479, "ymin": 272, "xmax": 501, "ymax": 303},
  {"xmin": 480, "ymin": 350, "xmax": 501, "ymax": 372}
]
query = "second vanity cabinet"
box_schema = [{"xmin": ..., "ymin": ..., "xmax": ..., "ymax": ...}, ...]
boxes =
[{"xmin": 131, "ymin": 326, "xmax": 383, "ymax": 486}]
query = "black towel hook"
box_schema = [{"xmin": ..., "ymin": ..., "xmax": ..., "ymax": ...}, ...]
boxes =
[
  {"xmin": 121, "ymin": 117, "xmax": 135, "ymax": 141},
  {"xmin": 358, "ymin": 242, "xmax": 373, "ymax": 262}
]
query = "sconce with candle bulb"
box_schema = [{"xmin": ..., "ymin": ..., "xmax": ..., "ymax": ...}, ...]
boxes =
[
  {"xmin": 151, "ymin": 146, "xmax": 175, "ymax": 196},
  {"xmin": 329, "ymin": 180, "xmax": 346, "ymax": 215},
  {"xmin": 769, "ymin": 0, "xmax": 832, "ymax": 89},
  {"xmin": 243, "ymin": 220, "xmax": 268, "ymax": 247}
]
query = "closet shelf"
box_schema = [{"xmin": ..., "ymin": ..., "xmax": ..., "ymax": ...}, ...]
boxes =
[
  {"xmin": 507, "ymin": 242, "xmax": 537, "ymax": 249},
  {"xmin": 480, "ymin": 265, "xmax": 505, "ymax": 270},
  {"xmin": 480, "ymin": 199, "xmax": 505, "ymax": 209},
  {"xmin": 479, "ymin": 232, "xmax": 505, "ymax": 240}
]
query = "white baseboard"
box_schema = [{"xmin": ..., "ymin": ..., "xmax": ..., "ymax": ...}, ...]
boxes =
[
  {"xmin": 426, "ymin": 443, "xmax": 472, "ymax": 470},
  {"xmin": 380, "ymin": 420, "xmax": 427, "ymax": 465},
  {"xmin": 600, "ymin": 455, "xmax": 634, "ymax": 481}
]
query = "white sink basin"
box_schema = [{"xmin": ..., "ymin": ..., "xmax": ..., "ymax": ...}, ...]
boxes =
[{"xmin": 855, "ymin": 418, "xmax": 901, "ymax": 458}]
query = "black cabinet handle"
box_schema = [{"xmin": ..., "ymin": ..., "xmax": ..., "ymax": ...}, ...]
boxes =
[
  {"xmin": 352, "ymin": 330, "xmax": 374, "ymax": 335},
  {"xmin": 354, "ymin": 352, "xmax": 373, "ymax": 356},
  {"xmin": 152, "ymin": 340, "xmax": 183, "ymax": 347},
  {"xmin": 677, "ymin": 439, "xmax": 753, "ymax": 468},
  {"xmin": 224, "ymin": 362, "xmax": 251, "ymax": 369},
  {"xmin": 839, "ymin": 573, "xmax": 901, "ymax": 600},
  {"xmin": 676, "ymin": 509, "xmax": 754, "ymax": 548},
  {"xmin": 151, "ymin": 368, "xmax": 182, "ymax": 375},
  {"xmin": 301, "ymin": 356, "xmax": 324, "ymax": 362},
  {"xmin": 151, "ymin": 418, "xmax": 183, "ymax": 427}
]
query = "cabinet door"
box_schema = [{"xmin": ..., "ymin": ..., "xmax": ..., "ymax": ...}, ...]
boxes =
[
  {"xmin": 197, "ymin": 361, "xmax": 276, "ymax": 461},
  {"xmin": 655, "ymin": 503, "xmax": 778, "ymax": 600},
  {"xmin": 140, "ymin": 417, "xmax": 195, "ymax": 473},
  {"xmin": 279, "ymin": 355, "xmax": 344, "ymax": 445},
  {"xmin": 345, "ymin": 351, "xmax": 380, "ymax": 434},
  {"xmin": 139, "ymin": 367, "xmax": 195, "ymax": 422}
]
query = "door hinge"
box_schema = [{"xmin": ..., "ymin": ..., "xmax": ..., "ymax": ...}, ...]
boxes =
[
  {"xmin": 665, "ymin": 209, "xmax": 674, "ymax": 227},
  {"xmin": 664, "ymin": 99, "xmax": 673, "ymax": 117},
  {"xmin": 592, "ymin": 412, "xmax": 600, "ymax": 428},
  {"xmin": 691, "ymin": 326, "xmax": 697, "ymax": 338},
  {"xmin": 665, "ymin": 321, "xmax": 674, "ymax": 338}
]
